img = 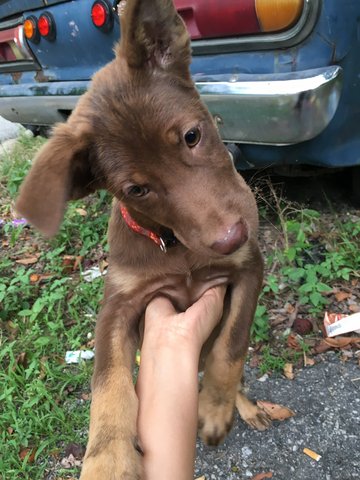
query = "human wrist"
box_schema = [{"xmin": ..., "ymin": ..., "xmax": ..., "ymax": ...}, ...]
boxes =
[
  {"xmin": 140, "ymin": 332, "xmax": 201, "ymax": 367},
  {"xmin": 141, "ymin": 318, "xmax": 203, "ymax": 359}
]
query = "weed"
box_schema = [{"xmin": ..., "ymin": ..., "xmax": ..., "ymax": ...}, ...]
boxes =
[
  {"xmin": 258, "ymin": 345, "xmax": 286, "ymax": 375},
  {"xmin": 252, "ymin": 302, "xmax": 269, "ymax": 342},
  {"xmin": 251, "ymin": 179, "xmax": 359, "ymax": 354},
  {"xmin": 0, "ymin": 136, "xmax": 107, "ymax": 478},
  {"xmin": 0, "ymin": 133, "xmax": 46, "ymax": 201}
]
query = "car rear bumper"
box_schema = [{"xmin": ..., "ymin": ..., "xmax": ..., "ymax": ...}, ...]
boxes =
[{"xmin": 0, "ymin": 66, "xmax": 342, "ymax": 145}]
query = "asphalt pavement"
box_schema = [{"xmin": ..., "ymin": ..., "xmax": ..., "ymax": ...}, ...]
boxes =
[{"xmin": 195, "ymin": 353, "xmax": 360, "ymax": 480}]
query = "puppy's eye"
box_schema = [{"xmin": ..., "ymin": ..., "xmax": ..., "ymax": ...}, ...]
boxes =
[
  {"xmin": 184, "ymin": 128, "xmax": 201, "ymax": 148},
  {"xmin": 125, "ymin": 185, "xmax": 149, "ymax": 197}
]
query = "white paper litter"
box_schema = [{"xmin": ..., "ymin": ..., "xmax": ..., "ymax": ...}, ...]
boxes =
[
  {"xmin": 324, "ymin": 312, "xmax": 360, "ymax": 337},
  {"xmin": 81, "ymin": 266, "xmax": 107, "ymax": 282},
  {"xmin": 65, "ymin": 350, "xmax": 95, "ymax": 364}
]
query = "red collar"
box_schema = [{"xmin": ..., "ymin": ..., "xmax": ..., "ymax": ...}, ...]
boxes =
[{"xmin": 119, "ymin": 204, "xmax": 177, "ymax": 253}]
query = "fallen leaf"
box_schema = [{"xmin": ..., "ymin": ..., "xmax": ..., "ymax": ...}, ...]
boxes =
[
  {"xmin": 324, "ymin": 336, "xmax": 360, "ymax": 349},
  {"xmin": 195, "ymin": 477, "xmax": 206, "ymax": 480},
  {"xmin": 257, "ymin": 400, "xmax": 295, "ymax": 421},
  {"xmin": 15, "ymin": 352, "xmax": 28, "ymax": 368},
  {"xmin": 312, "ymin": 339, "xmax": 332, "ymax": 354},
  {"xmin": 55, "ymin": 478, "xmax": 77, "ymax": 480},
  {"xmin": 283, "ymin": 363, "xmax": 294, "ymax": 380},
  {"xmin": 7, "ymin": 427, "xmax": 14, "ymax": 435},
  {"xmin": 251, "ymin": 473, "xmax": 273, "ymax": 480},
  {"xmin": 30, "ymin": 273, "xmax": 53, "ymax": 284},
  {"xmin": 29, "ymin": 273, "xmax": 40, "ymax": 283},
  {"xmin": 249, "ymin": 354, "xmax": 261, "ymax": 368},
  {"xmin": 19, "ymin": 447, "xmax": 37, "ymax": 463},
  {"xmin": 60, "ymin": 453, "xmax": 82, "ymax": 469},
  {"xmin": 287, "ymin": 333, "xmax": 302, "ymax": 351},
  {"xmin": 349, "ymin": 304, "xmax": 360, "ymax": 313},
  {"xmin": 75, "ymin": 208, "xmax": 87, "ymax": 216},
  {"xmin": 304, "ymin": 354, "xmax": 316, "ymax": 367},
  {"xmin": 313, "ymin": 336, "xmax": 360, "ymax": 354},
  {"xmin": 285, "ymin": 303, "xmax": 296, "ymax": 314},
  {"xmin": 64, "ymin": 443, "xmax": 85, "ymax": 460},
  {"xmin": 62, "ymin": 255, "xmax": 83, "ymax": 272},
  {"xmin": 334, "ymin": 291, "xmax": 352, "ymax": 302},
  {"xmin": 99, "ymin": 259, "xmax": 109, "ymax": 272},
  {"xmin": 15, "ymin": 255, "xmax": 39, "ymax": 265}
]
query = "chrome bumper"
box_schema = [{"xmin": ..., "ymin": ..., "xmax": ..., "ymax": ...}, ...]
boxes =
[
  {"xmin": 196, "ymin": 66, "xmax": 343, "ymax": 145},
  {"xmin": 0, "ymin": 66, "xmax": 342, "ymax": 145}
]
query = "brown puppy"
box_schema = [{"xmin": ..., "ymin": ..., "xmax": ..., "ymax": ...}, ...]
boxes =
[{"xmin": 16, "ymin": 0, "xmax": 270, "ymax": 478}]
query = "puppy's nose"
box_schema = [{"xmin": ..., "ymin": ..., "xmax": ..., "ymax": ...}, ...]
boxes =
[{"xmin": 211, "ymin": 220, "xmax": 248, "ymax": 255}]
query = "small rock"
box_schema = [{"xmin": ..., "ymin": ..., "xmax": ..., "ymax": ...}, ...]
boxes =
[
  {"xmin": 257, "ymin": 373, "xmax": 269, "ymax": 382},
  {"xmin": 0, "ymin": 116, "xmax": 22, "ymax": 142},
  {"xmin": 241, "ymin": 446, "xmax": 252, "ymax": 458},
  {"xmin": 0, "ymin": 138, "xmax": 18, "ymax": 156}
]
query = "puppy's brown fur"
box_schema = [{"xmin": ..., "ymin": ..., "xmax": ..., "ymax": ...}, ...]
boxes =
[{"xmin": 16, "ymin": 0, "xmax": 271, "ymax": 477}]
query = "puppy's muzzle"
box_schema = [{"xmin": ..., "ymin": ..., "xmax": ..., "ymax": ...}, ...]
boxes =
[{"xmin": 211, "ymin": 219, "xmax": 248, "ymax": 255}]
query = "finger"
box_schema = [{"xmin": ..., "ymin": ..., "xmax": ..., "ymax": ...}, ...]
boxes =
[
  {"xmin": 186, "ymin": 285, "xmax": 226, "ymax": 326},
  {"xmin": 145, "ymin": 296, "xmax": 177, "ymax": 325}
]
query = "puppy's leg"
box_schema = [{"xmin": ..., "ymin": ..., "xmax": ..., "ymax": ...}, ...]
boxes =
[
  {"xmin": 198, "ymin": 258, "xmax": 270, "ymax": 446},
  {"xmin": 80, "ymin": 300, "xmax": 142, "ymax": 480}
]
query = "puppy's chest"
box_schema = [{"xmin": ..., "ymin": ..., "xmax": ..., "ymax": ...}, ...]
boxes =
[
  {"xmin": 162, "ymin": 268, "xmax": 230, "ymax": 310},
  {"xmin": 107, "ymin": 243, "xmax": 252, "ymax": 310},
  {"xmin": 108, "ymin": 261, "xmax": 233, "ymax": 311}
]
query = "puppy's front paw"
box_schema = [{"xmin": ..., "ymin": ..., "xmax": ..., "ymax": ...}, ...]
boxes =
[
  {"xmin": 236, "ymin": 391, "xmax": 272, "ymax": 431},
  {"xmin": 198, "ymin": 388, "xmax": 235, "ymax": 446},
  {"xmin": 80, "ymin": 439, "xmax": 142, "ymax": 480}
]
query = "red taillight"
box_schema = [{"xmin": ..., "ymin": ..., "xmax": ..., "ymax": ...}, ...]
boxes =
[
  {"xmin": 38, "ymin": 12, "xmax": 56, "ymax": 41},
  {"xmin": 174, "ymin": 0, "xmax": 304, "ymax": 40},
  {"xmin": 91, "ymin": 1, "xmax": 113, "ymax": 32},
  {"xmin": 92, "ymin": 3, "xmax": 106, "ymax": 27},
  {"xmin": 177, "ymin": 0, "xmax": 259, "ymax": 39}
]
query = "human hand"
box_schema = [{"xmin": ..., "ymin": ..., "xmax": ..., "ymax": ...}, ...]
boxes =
[
  {"xmin": 136, "ymin": 286, "xmax": 227, "ymax": 480},
  {"xmin": 142, "ymin": 286, "xmax": 227, "ymax": 355}
]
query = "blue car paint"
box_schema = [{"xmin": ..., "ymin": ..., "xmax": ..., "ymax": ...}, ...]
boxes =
[
  {"xmin": 25, "ymin": 1, "xmax": 121, "ymax": 81},
  {"xmin": 0, "ymin": 0, "xmax": 359, "ymax": 169}
]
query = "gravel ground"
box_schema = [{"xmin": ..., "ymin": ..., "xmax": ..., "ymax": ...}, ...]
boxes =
[{"xmin": 195, "ymin": 354, "xmax": 360, "ymax": 480}]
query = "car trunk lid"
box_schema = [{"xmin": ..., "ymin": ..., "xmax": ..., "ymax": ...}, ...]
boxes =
[{"xmin": 0, "ymin": 0, "xmax": 69, "ymax": 20}]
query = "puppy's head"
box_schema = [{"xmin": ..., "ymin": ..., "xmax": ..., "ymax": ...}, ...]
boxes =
[{"xmin": 16, "ymin": 0, "xmax": 258, "ymax": 257}]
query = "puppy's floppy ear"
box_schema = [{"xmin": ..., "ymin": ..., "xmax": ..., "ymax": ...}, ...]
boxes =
[
  {"xmin": 117, "ymin": 0, "xmax": 191, "ymax": 79},
  {"xmin": 15, "ymin": 123, "xmax": 101, "ymax": 237}
]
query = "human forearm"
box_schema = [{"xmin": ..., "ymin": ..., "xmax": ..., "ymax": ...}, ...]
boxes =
[{"xmin": 136, "ymin": 346, "xmax": 199, "ymax": 480}]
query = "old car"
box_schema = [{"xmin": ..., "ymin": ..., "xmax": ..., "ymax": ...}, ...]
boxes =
[{"xmin": 0, "ymin": 0, "xmax": 359, "ymax": 181}]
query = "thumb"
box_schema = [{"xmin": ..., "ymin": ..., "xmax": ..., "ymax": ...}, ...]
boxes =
[{"xmin": 186, "ymin": 285, "xmax": 226, "ymax": 330}]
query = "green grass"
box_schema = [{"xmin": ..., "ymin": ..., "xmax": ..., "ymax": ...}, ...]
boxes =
[
  {"xmin": 1, "ymin": 135, "xmax": 359, "ymax": 477},
  {"xmin": 1, "ymin": 134, "xmax": 110, "ymax": 478}
]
